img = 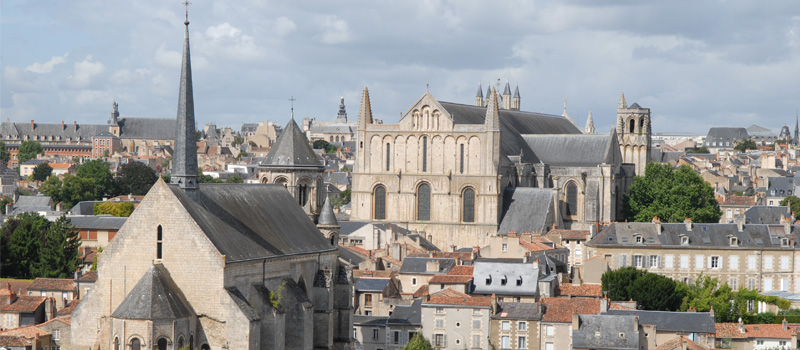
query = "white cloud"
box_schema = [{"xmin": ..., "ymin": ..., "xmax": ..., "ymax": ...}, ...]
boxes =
[
  {"xmin": 110, "ymin": 68, "xmax": 150, "ymax": 86},
  {"xmin": 274, "ymin": 17, "xmax": 297, "ymax": 37},
  {"xmin": 198, "ymin": 23, "xmax": 266, "ymax": 62},
  {"xmin": 65, "ymin": 56, "xmax": 106, "ymax": 89},
  {"xmin": 317, "ymin": 16, "xmax": 351, "ymax": 45},
  {"xmin": 25, "ymin": 54, "xmax": 69, "ymax": 74},
  {"xmin": 154, "ymin": 44, "xmax": 182, "ymax": 69}
]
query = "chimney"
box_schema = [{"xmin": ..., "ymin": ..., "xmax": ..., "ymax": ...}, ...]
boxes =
[
  {"xmin": 30, "ymin": 120, "xmax": 34, "ymax": 130},
  {"xmin": 491, "ymin": 293, "xmax": 498, "ymax": 315},
  {"xmin": 652, "ymin": 217, "xmax": 661, "ymax": 234},
  {"xmin": 600, "ymin": 297, "xmax": 609, "ymax": 313},
  {"xmin": 55, "ymin": 202, "xmax": 63, "ymax": 212},
  {"xmin": 684, "ymin": 218, "xmax": 692, "ymax": 231},
  {"xmin": 634, "ymin": 315, "xmax": 639, "ymax": 330},
  {"xmin": 709, "ymin": 305, "xmax": 714, "ymax": 318},
  {"xmin": 738, "ymin": 317, "xmax": 746, "ymax": 333},
  {"xmin": 61, "ymin": 121, "xmax": 65, "ymax": 131},
  {"xmin": 783, "ymin": 317, "xmax": 788, "ymax": 331},
  {"xmin": 572, "ymin": 313, "xmax": 580, "ymax": 330},
  {"xmin": 74, "ymin": 121, "xmax": 77, "ymax": 131},
  {"xmin": 781, "ymin": 216, "xmax": 791, "ymax": 236},
  {"xmin": 4, "ymin": 203, "xmax": 11, "ymax": 215},
  {"xmin": 737, "ymin": 220, "xmax": 744, "ymax": 232}
]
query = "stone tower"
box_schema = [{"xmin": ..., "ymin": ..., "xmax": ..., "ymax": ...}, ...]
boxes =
[
  {"xmin": 512, "ymin": 85, "xmax": 520, "ymax": 111},
  {"xmin": 170, "ymin": 17, "xmax": 199, "ymax": 191},
  {"xmin": 475, "ymin": 82, "xmax": 484, "ymax": 107},
  {"xmin": 336, "ymin": 97, "xmax": 348, "ymax": 124},
  {"xmin": 108, "ymin": 101, "xmax": 120, "ymax": 137},
  {"xmin": 615, "ymin": 93, "xmax": 651, "ymax": 176},
  {"xmin": 502, "ymin": 81, "xmax": 512, "ymax": 110}
]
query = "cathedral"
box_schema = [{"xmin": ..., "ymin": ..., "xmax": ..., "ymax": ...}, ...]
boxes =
[
  {"xmin": 351, "ymin": 83, "xmax": 651, "ymax": 248},
  {"xmin": 70, "ymin": 16, "xmax": 353, "ymax": 350}
]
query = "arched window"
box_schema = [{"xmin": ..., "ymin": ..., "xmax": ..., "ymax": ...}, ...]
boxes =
[
  {"xmin": 114, "ymin": 337, "xmax": 120, "ymax": 350},
  {"xmin": 201, "ymin": 344, "xmax": 210, "ymax": 350},
  {"xmin": 156, "ymin": 225, "xmax": 163, "ymax": 260},
  {"xmin": 190, "ymin": 335, "xmax": 194, "ymax": 349},
  {"xmin": 417, "ymin": 183, "xmax": 431, "ymax": 221},
  {"xmin": 565, "ymin": 182, "xmax": 578, "ymax": 217},
  {"xmin": 386, "ymin": 143, "xmax": 391, "ymax": 171},
  {"xmin": 373, "ymin": 185, "xmax": 386, "ymax": 220},
  {"xmin": 422, "ymin": 137, "xmax": 428, "ymax": 172},
  {"xmin": 157, "ymin": 338, "xmax": 168, "ymax": 350},
  {"xmin": 297, "ymin": 183, "xmax": 309, "ymax": 206},
  {"xmin": 639, "ymin": 117, "xmax": 644, "ymax": 134},
  {"xmin": 130, "ymin": 338, "xmax": 141, "ymax": 350},
  {"xmin": 459, "ymin": 144, "xmax": 465, "ymax": 174},
  {"xmin": 462, "ymin": 188, "xmax": 475, "ymax": 223},
  {"xmin": 629, "ymin": 119, "xmax": 635, "ymax": 133},
  {"xmin": 329, "ymin": 136, "xmax": 334, "ymax": 142},
  {"xmin": 178, "ymin": 336, "xmax": 185, "ymax": 349}
]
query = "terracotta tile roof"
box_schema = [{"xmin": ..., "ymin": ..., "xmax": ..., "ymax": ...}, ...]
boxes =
[
  {"xmin": 28, "ymin": 278, "xmax": 75, "ymax": 292},
  {"xmin": 57, "ymin": 298, "xmax": 80, "ymax": 316},
  {"xmin": 555, "ymin": 284, "xmax": 603, "ymax": 298},
  {"xmin": 424, "ymin": 288, "xmax": 491, "ymax": 307},
  {"xmin": 341, "ymin": 245, "xmax": 370, "ymax": 257},
  {"xmin": 715, "ymin": 322, "xmax": 800, "ymax": 339},
  {"xmin": 548, "ymin": 229, "xmax": 590, "ymax": 240},
  {"xmin": 428, "ymin": 274, "xmax": 473, "ymax": 284},
  {"xmin": 0, "ymin": 280, "xmax": 32, "ymax": 295},
  {"xmin": 77, "ymin": 271, "xmax": 97, "ymax": 283},
  {"xmin": 541, "ymin": 297, "xmax": 632, "ymax": 323},
  {"xmin": 0, "ymin": 335, "xmax": 33, "ymax": 347},
  {"xmin": 352, "ymin": 270, "xmax": 395, "ymax": 278},
  {"xmin": 652, "ymin": 336, "xmax": 710, "ymax": 350},
  {"xmin": 0, "ymin": 295, "xmax": 46, "ymax": 313},
  {"xmin": 380, "ymin": 256, "xmax": 402, "ymax": 267},
  {"xmin": 412, "ymin": 285, "xmax": 429, "ymax": 299},
  {"xmin": 447, "ymin": 265, "xmax": 474, "ymax": 276},
  {"xmin": 721, "ymin": 196, "xmax": 757, "ymax": 206},
  {"xmin": 0, "ymin": 324, "xmax": 49, "ymax": 338},
  {"xmin": 38, "ymin": 315, "xmax": 71, "ymax": 326}
]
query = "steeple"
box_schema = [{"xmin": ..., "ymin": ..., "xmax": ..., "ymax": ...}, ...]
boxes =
[
  {"xmin": 512, "ymin": 85, "xmax": 520, "ymax": 110},
  {"xmin": 485, "ymin": 87, "xmax": 500, "ymax": 131},
  {"xmin": 617, "ymin": 92, "xmax": 627, "ymax": 109},
  {"xmin": 794, "ymin": 112, "xmax": 798, "ymax": 146},
  {"xmin": 357, "ymin": 87, "xmax": 373, "ymax": 130},
  {"xmin": 562, "ymin": 98, "xmax": 576, "ymax": 127},
  {"xmin": 170, "ymin": 12, "xmax": 199, "ymax": 191},
  {"xmin": 485, "ymin": 85, "xmax": 492, "ymax": 107},
  {"xmin": 475, "ymin": 82, "xmax": 484, "ymax": 107},
  {"xmin": 585, "ymin": 109, "xmax": 595, "ymax": 134},
  {"xmin": 502, "ymin": 81, "xmax": 512, "ymax": 109},
  {"xmin": 110, "ymin": 101, "xmax": 119, "ymax": 126},
  {"xmin": 336, "ymin": 97, "xmax": 347, "ymax": 124}
]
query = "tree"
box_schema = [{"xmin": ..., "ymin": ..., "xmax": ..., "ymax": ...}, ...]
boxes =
[
  {"xmin": 0, "ymin": 141, "xmax": 10, "ymax": 166},
  {"xmin": 624, "ymin": 163, "xmax": 721, "ymax": 223},
  {"xmin": 734, "ymin": 139, "xmax": 757, "ymax": 152},
  {"xmin": 161, "ymin": 174, "xmax": 171, "ymax": 183},
  {"xmin": 94, "ymin": 202, "xmax": 135, "ymax": 217},
  {"xmin": 235, "ymin": 151, "xmax": 248, "ymax": 160},
  {"xmin": 686, "ymin": 147, "xmax": 710, "ymax": 154},
  {"xmin": 225, "ymin": 174, "xmax": 244, "ymax": 183},
  {"xmin": 601, "ymin": 266, "xmax": 645, "ymax": 301},
  {"xmin": 40, "ymin": 174, "xmax": 95, "ymax": 210},
  {"xmin": 31, "ymin": 162, "xmax": 52, "ymax": 182},
  {"xmin": 780, "ymin": 196, "xmax": 800, "ymax": 220},
  {"xmin": 231, "ymin": 135, "xmax": 245, "ymax": 147},
  {"xmin": 115, "ymin": 162, "xmax": 158, "ymax": 195},
  {"xmin": 334, "ymin": 188, "xmax": 351, "ymax": 207},
  {"xmin": 1, "ymin": 212, "xmax": 50, "ymax": 278},
  {"xmin": 76, "ymin": 159, "xmax": 116, "ymax": 198},
  {"xmin": 628, "ymin": 273, "xmax": 683, "ymax": 311},
  {"xmin": 0, "ymin": 196, "xmax": 11, "ymax": 214},
  {"xmin": 31, "ymin": 215, "xmax": 81, "ymax": 278},
  {"xmin": 402, "ymin": 333, "xmax": 434, "ymax": 350},
  {"xmin": 312, "ymin": 139, "xmax": 338, "ymax": 153},
  {"xmin": 17, "ymin": 140, "xmax": 43, "ymax": 164}
]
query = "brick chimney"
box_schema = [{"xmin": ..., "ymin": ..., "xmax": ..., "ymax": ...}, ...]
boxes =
[
  {"xmin": 74, "ymin": 121, "xmax": 77, "ymax": 131},
  {"xmin": 652, "ymin": 216, "xmax": 662, "ymax": 234},
  {"xmin": 30, "ymin": 120, "xmax": 34, "ymax": 130},
  {"xmin": 684, "ymin": 218, "xmax": 692, "ymax": 231},
  {"xmin": 572, "ymin": 313, "xmax": 580, "ymax": 330},
  {"xmin": 61, "ymin": 121, "xmax": 65, "ymax": 131}
]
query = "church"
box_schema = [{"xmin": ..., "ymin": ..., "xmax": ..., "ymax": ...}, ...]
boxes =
[
  {"xmin": 350, "ymin": 83, "xmax": 651, "ymax": 248},
  {"xmin": 70, "ymin": 15, "xmax": 354, "ymax": 350}
]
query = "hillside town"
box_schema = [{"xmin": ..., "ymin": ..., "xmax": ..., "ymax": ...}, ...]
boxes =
[{"xmin": 4, "ymin": 2, "xmax": 800, "ymax": 350}]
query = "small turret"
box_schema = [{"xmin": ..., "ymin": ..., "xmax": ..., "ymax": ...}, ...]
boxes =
[
  {"xmin": 584, "ymin": 109, "xmax": 595, "ymax": 134},
  {"xmin": 475, "ymin": 82, "xmax": 484, "ymax": 107},
  {"xmin": 512, "ymin": 85, "xmax": 520, "ymax": 110},
  {"xmin": 357, "ymin": 87, "xmax": 373, "ymax": 130},
  {"xmin": 502, "ymin": 81, "xmax": 512, "ymax": 109},
  {"xmin": 617, "ymin": 92, "xmax": 627, "ymax": 110}
]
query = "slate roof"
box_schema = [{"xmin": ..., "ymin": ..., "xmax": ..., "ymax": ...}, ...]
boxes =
[
  {"xmin": 117, "ymin": 117, "xmax": 177, "ymax": 140},
  {"xmin": 337, "ymin": 246, "xmax": 367, "ymax": 266},
  {"xmin": 498, "ymin": 187, "xmax": 557, "ymax": 235},
  {"xmin": 355, "ymin": 278, "xmax": 390, "ymax": 293},
  {"xmin": 572, "ymin": 314, "xmax": 641, "ymax": 350},
  {"xmin": 317, "ymin": 196, "xmax": 338, "ymax": 226},
  {"xmin": 523, "ymin": 133, "xmax": 616, "ymax": 166},
  {"xmin": 68, "ymin": 216, "xmax": 127, "ymax": 230},
  {"xmin": 111, "ymin": 264, "xmax": 194, "ymax": 320},
  {"xmin": 388, "ymin": 299, "xmax": 421, "ymax": 326},
  {"xmin": 604, "ymin": 310, "xmax": 715, "ymax": 333},
  {"xmin": 471, "ymin": 260, "xmax": 538, "ymax": 296},
  {"xmin": 168, "ymin": 183, "xmax": 335, "ymax": 262},
  {"xmin": 28, "ymin": 278, "xmax": 75, "ymax": 292},
  {"xmin": 261, "ymin": 119, "xmax": 322, "ymax": 169},
  {"xmin": 588, "ymin": 222, "xmax": 799, "ymax": 249},
  {"xmin": 492, "ymin": 301, "xmax": 543, "ymax": 320},
  {"xmin": 705, "ymin": 127, "xmax": 749, "ymax": 147},
  {"xmin": 768, "ymin": 176, "xmax": 794, "ymax": 197},
  {"xmin": 745, "ymin": 206, "xmax": 792, "ymax": 224},
  {"xmin": 437, "ymin": 101, "xmax": 581, "ymax": 164},
  {"xmin": 69, "ymin": 201, "xmax": 103, "ymax": 215},
  {"xmin": 0, "ymin": 117, "xmax": 175, "ymax": 142},
  {"xmin": 398, "ymin": 257, "xmax": 455, "ymax": 275},
  {"xmin": 15, "ymin": 196, "xmax": 52, "ymax": 208}
]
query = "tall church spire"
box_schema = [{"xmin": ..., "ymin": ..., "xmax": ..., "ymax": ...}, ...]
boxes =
[
  {"xmin": 171, "ymin": 10, "xmax": 198, "ymax": 191},
  {"xmin": 794, "ymin": 112, "xmax": 799, "ymax": 146},
  {"xmin": 585, "ymin": 109, "xmax": 595, "ymax": 134},
  {"xmin": 485, "ymin": 87, "xmax": 500, "ymax": 131},
  {"xmin": 357, "ymin": 87, "xmax": 373, "ymax": 130}
]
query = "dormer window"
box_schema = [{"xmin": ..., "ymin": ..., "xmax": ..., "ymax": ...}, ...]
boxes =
[
  {"xmin": 730, "ymin": 236, "xmax": 739, "ymax": 246},
  {"xmin": 516, "ymin": 277, "xmax": 522, "ymax": 286},
  {"xmin": 634, "ymin": 234, "xmax": 643, "ymax": 244},
  {"xmin": 486, "ymin": 276, "xmax": 491, "ymax": 285},
  {"xmin": 501, "ymin": 276, "xmax": 507, "ymax": 286},
  {"xmin": 680, "ymin": 235, "xmax": 689, "ymax": 245},
  {"xmin": 782, "ymin": 238, "xmax": 790, "ymax": 247}
]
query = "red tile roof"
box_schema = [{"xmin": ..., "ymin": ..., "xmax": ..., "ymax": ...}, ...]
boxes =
[
  {"xmin": 28, "ymin": 278, "xmax": 75, "ymax": 292},
  {"xmin": 541, "ymin": 297, "xmax": 632, "ymax": 323},
  {"xmin": 0, "ymin": 295, "xmax": 46, "ymax": 313},
  {"xmin": 548, "ymin": 229, "xmax": 590, "ymax": 240},
  {"xmin": 715, "ymin": 322, "xmax": 800, "ymax": 339},
  {"xmin": 77, "ymin": 271, "xmax": 97, "ymax": 283},
  {"xmin": 447, "ymin": 265, "xmax": 474, "ymax": 276},
  {"xmin": 652, "ymin": 336, "xmax": 710, "ymax": 350},
  {"xmin": 0, "ymin": 335, "xmax": 32, "ymax": 347},
  {"xmin": 0, "ymin": 324, "xmax": 49, "ymax": 338},
  {"xmin": 412, "ymin": 285, "xmax": 429, "ymax": 299},
  {"xmin": 0, "ymin": 280, "xmax": 33, "ymax": 295},
  {"xmin": 720, "ymin": 196, "xmax": 757, "ymax": 206},
  {"xmin": 428, "ymin": 274, "xmax": 473, "ymax": 284},
  {"xmin": 424, "ymin": 288, "xmax": 491, "ymax": 307},
  {"xmin": 555, "ymin": 284, "xmax": 603, "ymax": 298},
  {"xmin": 57, "ymin": 299, "xmax": 80, "ymax": 316},
  {"xmin": 38, "ymin": 315, "xmax": 71, "ymax": 327}
]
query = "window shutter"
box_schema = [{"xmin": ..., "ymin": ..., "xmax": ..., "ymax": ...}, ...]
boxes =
[
  {"xmin": 620, "ymin": 255, "xmax": 627, "ymax": 267},
  {"xmin": 708, "ymin": 256, "xmax": 712, "ymax": 269},
  {"xmin": 444, "ymin": 334, "xmax": 448, "ymax": 347},
  {"xmin": 657, "ymin": 256, "xmax": 662, "ymax": 268},
  {"xmin": 718, "ymin": 256, "xmax": 723, "ymax": 269}
]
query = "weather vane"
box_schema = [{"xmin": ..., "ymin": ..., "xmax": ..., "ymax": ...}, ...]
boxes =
[
  {"xmin": 183, "ymin": 0, "xmax": 191, "ymax": 23},
  {"xmin": 289, "ymin": 96, "xmax": 297, "ymax": 119}
]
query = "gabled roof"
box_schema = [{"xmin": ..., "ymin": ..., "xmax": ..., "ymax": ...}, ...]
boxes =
[
  {"xmin": 355, "ymin": 278, "xmax": 391, "ymax": 293},
  {"xmin": 28, "ymin": 278, "xmax": 75, "ymax": 292},
  {"xmin": 398, "ymin": 257, "xmax": 455, "ymax": 275},
  {"xmin": 523, "ymin": 133, "xmax": 617, "ymax": 167},
  {"xmin": 168, "ymin": 183, "xmax": 334, "ymax": 262},
  {"xmin": 388, "ymin": 299, "xmax": 421, "ymax": 326},
  {"xmin": 716, "ymin": 322, "xmax": 800, "ymax": 339},
  {"xmin": 261, "ymin": 118, "xmax": 322, "ymax": 168},
  {"xmin": 111, "ymin": 264, "xmax": 194, "ymax": 320},
  {"xmin": 498, "ymin": 187, "xmax": 557, "ymax": 235},
  {"xmin": 116, "ymin": 117, "xmax": 177, "ymax": 140},
  {"xmin": 493, "ymin": 301, "xmax": 542, "ymax": 320},
  {"xmin": 572, "ymin": 314, "xmax": 641, "ymax": 350},
  {"xmin": 604, "ymin": 309, "xmax": 715, "ymax": 333},
  {"xmin": 471, "ymin": 260, "xmax": 538, "ymax": 296},
  {"xmin": 68, "ymin": 216, "xmax": 127, "ymax": 230},
  {"xmin": 424, "ymin": 288, "xmax": 491, "ymax": 307},
  {"xmin": 541, "ymin": 297, "xmax": 632, "ymax": 323},
  {"xmin": 588, "ymin": 222, "xmax": 798, "ymax": 249}
]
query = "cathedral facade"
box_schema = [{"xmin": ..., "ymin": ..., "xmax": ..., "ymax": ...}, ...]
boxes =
[{"xmin": 351, "ymin": 85, "xmax": 649, "ymax": 248}]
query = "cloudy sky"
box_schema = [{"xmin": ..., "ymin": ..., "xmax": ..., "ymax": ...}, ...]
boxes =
[{"xmin": 2, "ymin": 1, "xmax": 800, "ymax": 134}]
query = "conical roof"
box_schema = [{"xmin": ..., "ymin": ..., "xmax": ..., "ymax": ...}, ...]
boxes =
[
  {"xmin": 513, "ymin": 85, "xmax": 520, "ymax": 99},
  {"xmin": 171, "ymin": 19, "xmax": 198, "ymax": 190},
  {"xmin": 503, "ymin": 81, "xmax": 511, "ymax": 95},
  {"xmin": 111, "ymin": 264, "xmax": 194, "ymax": 320},
  {"xmin": 476, "ymin": 83, "xmax": 483, "ymax": 98},
  {"xmin": 261, "ymin": 118, "xmax": 322, "ymax": 168},
  {"xmin": 317, "ymin": 196, "xmax": 338, "ymax": 226}
]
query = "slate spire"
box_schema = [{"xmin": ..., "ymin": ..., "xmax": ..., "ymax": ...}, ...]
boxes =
[
  {"xmin": 794, "ymin": 112, "xmax": 798, "ymax": 146},
  {"xmin": 476, "ymin": 82, "xmax": 484, "ymax": 98},
  {"xmin": 475, "ymin": 82, "xmax": 484, "ymax": 107},
  {"xmin": 171, "ymin": 15, "xmax": 199, "ymax": 190},
  {"xmin": 317, "ymin": 196, "xmax": 338, "ymax": 226}
]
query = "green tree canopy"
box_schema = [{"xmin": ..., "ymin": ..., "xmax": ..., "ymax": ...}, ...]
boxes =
[
  {"xmin": 40, "ymin": 174, "xmax": 95, "ymax": 210},
  {"xmin": 334, "ymin": 188, "xmax": 351, "ymax": 208},
  {"xmin": 0, "ymin": 196, "xmax": 11, "ymax": 214},
  {"xmin": 31, "ymin": 215, "xmax": 81, "ymax": 278},
  {"xmin": 601, "ymin": 266, "xmax": 646, "ymax": 301},
  {"xmin": 17, "ymin": 140, "xmax": 43, "ymax": 164},
  {"xmin": 629, "ymin": 273, "xmax": 683, "ymax": 311},
  {"xmin": 1, "ymin": 212, "xmax": 50, "ymax": 278},
  {"xmin": 624, "ymin": 163, "xmax": 721, "ymax": 223},
  {"xmin": 780, "ymin": 195, "xmax": 800, "ymax": 220},
  {"xmin": 115, "ymin": 161, "xmax": 158, "ymax": 195},
  {"xmin": 76, "ymin": 159, "xmax": 116, "ymax": 198},
  {"xmin": 402, "ymin": 333, "xmax": 434, "ymax": 350},
  {"xmin": 686, "ymin": 147, "xmax": 710, "ymax": 154},
  {"xmin": 94, "ymin": 201, "xmax": 135, "ymax": 217},
  {"xmin": 0, "ymin": 141, "xmax": 10, "ymax": 166},
  {"xmin": 31, "ymin": 162, "xmax": 52, "ymax": 182},
  {"xmin": 225, "ymin": 174, "xmax": 244, "ymax": 183},
  {"xmin": 734, "ymin": 139, "xmax": 757, "ymax": 152},
  {"xmin": 312, "ymin": 139, "xmax": 338, "ymax": 153}
]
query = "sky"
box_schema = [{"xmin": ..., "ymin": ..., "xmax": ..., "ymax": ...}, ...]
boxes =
[{"xmin": 2, "ymin": 1, "xmax": 800, "ymax": 134}]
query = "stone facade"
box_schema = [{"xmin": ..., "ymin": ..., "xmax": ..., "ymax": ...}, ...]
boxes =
[{"xmin": 616, "ymin": 93, "xmax": 652, "ymax": 176}]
